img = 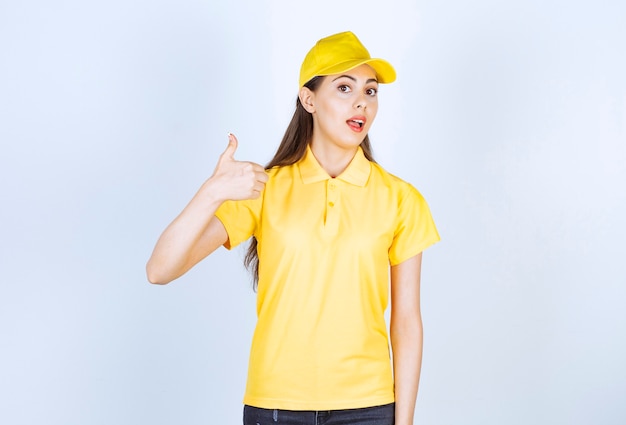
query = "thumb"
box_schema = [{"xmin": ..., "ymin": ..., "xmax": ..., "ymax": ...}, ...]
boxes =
[{"xmin": 220, "ymin": 132, "xmax": 238, "ymax": 161}]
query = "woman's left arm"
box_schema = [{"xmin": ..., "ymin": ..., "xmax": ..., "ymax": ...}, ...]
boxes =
[{"xmin": 390, "ymin": 252, "xmax": 423, "ymax": 425}]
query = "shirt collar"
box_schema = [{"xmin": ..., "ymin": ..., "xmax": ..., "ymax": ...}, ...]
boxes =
[{"xmin": 298, "ymin": 145, "xmax": 371, "ymax": 187}]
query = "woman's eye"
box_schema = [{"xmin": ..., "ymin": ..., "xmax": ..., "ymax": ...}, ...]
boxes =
[
  {"xmin": 338, "ymin": 85, "xmax": 351, "ymax": 93},
  {"xmin": 366, "ymin": 87, "xmax": 378, "ymax": 96}
]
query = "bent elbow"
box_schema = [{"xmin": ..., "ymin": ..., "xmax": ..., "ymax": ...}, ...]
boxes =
[
  {"xmin": 146, "ymin": 263, "xmax": 172, "ymax": 285},
  {"xmin": 148, "ymin": 276, "xmax": 170, "ymax": 285}
]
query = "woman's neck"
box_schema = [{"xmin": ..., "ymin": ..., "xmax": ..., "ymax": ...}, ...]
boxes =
[{"xmin": 309, "ymin": 140, "xmax": 359, "ymax": 178}]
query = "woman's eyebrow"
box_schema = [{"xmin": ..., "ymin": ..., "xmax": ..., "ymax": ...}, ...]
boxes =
[{"xmin": 331, "ymin": 75, "xmax": 379, "ymax": 84}]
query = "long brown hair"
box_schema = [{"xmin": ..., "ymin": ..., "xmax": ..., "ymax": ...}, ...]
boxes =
[{"xmin": 244, "ymin": 76, "xmax": 376, "ymax": 290}]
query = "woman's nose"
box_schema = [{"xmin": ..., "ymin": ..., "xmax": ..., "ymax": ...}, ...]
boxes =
[{"xmin": 354, "ymin": 96, "xmax": 366, "ymax": 109}]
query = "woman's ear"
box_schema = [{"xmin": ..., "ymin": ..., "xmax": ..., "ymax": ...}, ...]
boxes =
[{"xmin": 299, "ymin": 87, "xmax": 315, "ymax": 113}]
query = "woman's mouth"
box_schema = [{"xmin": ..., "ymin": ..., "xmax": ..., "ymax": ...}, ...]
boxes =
[{"xmin": 347, "ymin": 116, "xmax": 366, "ymax": 132}]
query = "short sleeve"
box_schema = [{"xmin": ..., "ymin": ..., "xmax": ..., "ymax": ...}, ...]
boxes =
[
  {"xmin": 214, "ymin": 196, "xmax": 262, "ymax": 250},
  {"xmin": 388, "ymin": 184, "xmax": 440, "ymax": 265}
]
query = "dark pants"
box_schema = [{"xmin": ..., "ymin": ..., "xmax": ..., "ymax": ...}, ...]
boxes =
[{"xmin": 243, "ymin": 403, "xmax": 395, "ymax": 425}]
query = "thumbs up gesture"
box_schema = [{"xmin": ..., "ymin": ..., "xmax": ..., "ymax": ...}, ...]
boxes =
[{"xmin": 210, "ymin": 133, "xmax": 269, "ymax": 201}]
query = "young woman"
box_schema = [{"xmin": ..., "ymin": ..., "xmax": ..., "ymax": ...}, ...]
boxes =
[{"xmin": 147, "ymin": 31, "xmax": 439, "ymax": 425}]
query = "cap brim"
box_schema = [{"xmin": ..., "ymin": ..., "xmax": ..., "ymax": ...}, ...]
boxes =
[{"xmin": 302, "ymin": 58, "xmax": 396, "ymax": 86}]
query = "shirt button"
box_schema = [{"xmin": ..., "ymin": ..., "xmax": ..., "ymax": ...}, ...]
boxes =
[{"xmin": 328, "ymin": 202, "xmax": 334, "ymax": 207}]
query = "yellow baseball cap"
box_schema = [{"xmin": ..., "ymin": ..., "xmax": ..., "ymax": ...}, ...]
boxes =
[{"xmin": 299, "ymin": 31, "xmax": 396, "ymax": 87}]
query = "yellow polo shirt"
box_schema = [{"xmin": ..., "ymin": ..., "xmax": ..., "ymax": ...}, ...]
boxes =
[{"xmin": 215, "ymin": 146, "xmax": 439, "ymax": 410}]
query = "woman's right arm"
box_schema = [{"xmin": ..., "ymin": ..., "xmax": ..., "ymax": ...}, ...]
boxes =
[{"xmin": 146, "ymin": 134, "xmax": 268, "ymax": 285}]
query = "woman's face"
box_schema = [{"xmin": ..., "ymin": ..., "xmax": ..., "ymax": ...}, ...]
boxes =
[{"xmin": 303, "ymin": 64, "xmax": 379, "ymax": 152}]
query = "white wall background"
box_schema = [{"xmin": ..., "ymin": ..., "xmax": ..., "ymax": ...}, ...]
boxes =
[{"xmin": 1, "ymin": 0, "xmax": 624, "ymax": 424}]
